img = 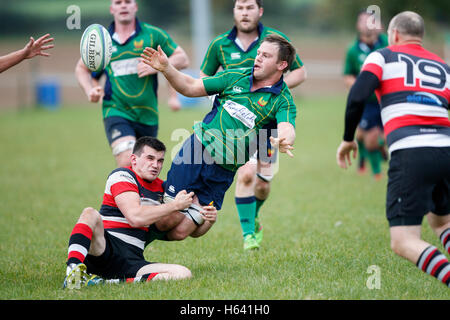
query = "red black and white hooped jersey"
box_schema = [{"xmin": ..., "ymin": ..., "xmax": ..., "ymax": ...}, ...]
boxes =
[
  {"xmin": 100, "ymin": 166, "xmax": 164, "ymax": 251},
  {"xmin": 361, "ymin": 44, "xmax": 450, "ymax": 153}
]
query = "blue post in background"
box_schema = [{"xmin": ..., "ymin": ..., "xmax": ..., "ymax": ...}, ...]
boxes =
[{"xmin": 35, "ymin": 77, "xmax": 61, "ymax": 110}]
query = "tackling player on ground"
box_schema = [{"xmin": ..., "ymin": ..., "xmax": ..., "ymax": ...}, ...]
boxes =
[
  {"xmin": 337, "ymin": 11, "xmax": 450, "ymax": 287},
  {"xmin": 200, "ymin": 0, "xmax": 306, "ymax": 250},
  {"xmin": 64, "ymin": 137, "xmax": 217, "ymax": 289}
]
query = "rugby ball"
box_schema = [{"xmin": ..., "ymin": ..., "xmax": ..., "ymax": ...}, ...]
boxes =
[{"xmin": 80, "ymin": 24, "xmax": 112, "ymax": 72}]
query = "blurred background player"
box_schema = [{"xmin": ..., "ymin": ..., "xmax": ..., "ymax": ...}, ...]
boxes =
[
  {"xmin": 337, "ymin": 11, "xmax": 450, "ymax": 288},
  {"xmin": 343, "ymin": 10, "xmax": 388, "ymax": 180},
  {"xmin": 75, "ymin": 0, "xmax": 189, "ymax": 167},
  {"xmin": 199, "ymin": 0, "xmax": 306, "ymax": 250},
  {"xmin": 0, "ymin": 33, "xmax": 53, "ymax": 73}
]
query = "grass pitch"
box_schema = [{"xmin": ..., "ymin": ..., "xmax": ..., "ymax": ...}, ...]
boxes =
[{"xmin": 0, "ymin": 96, "xmax": 449, "ymax": 300}]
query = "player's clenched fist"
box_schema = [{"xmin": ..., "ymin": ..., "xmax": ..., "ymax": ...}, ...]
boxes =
[
  {"xmin": 87, "ymin": 86, "xmax": 103, "ymax": 103},
  {"xmin": 173, "ymin": 190, "xmax": 194, "ymax": 211}
]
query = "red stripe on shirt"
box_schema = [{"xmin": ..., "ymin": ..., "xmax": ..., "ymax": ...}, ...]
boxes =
[
  {"xmin": 103, "ymin": 220, "xmax": 148, "ymax": 232},
  {"xmin": 110, "ymin": 181, "xmax": 139, "ymax": 197},
  {"xmin": 362, "ymin": 63, "xmax": 383, "ymax": 81},
  {"xmin": 384, "ymin": 115, "xmax": 450, "ymax": 136},
  {"xmin": 379, "ymin": 78, "xmax": 449, "ymax": 99}
]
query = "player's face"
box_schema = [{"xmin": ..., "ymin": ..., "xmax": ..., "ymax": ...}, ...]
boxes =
[
  {"xmin": 357, "ymin": 14, "xmax": 379, "ymax": 45},
  {"xmin": 233, "ymin": 0, "xmax": 263, "ymax": 33},
  {"xmin": 253, "ymin": 41, "xmax": 286, "ymax": 80},
  {"xmin": 110, "ymin": 0, "xmax": 138, "ymax": 24},
  {"xmin": 132, "ymin": 146, "xmax": 165, "ymax": 182}
]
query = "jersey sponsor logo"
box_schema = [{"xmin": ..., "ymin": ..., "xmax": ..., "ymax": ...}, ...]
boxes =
[
  {"xmin": 223, "ymin": 100, "xmax": 257, "ymax": 129},
  {"xmin": 406, "ymin": 92, "xmax": 443, "ymax": 106},
  {"xmin": 111, "ymin": 128, "xmax": 122, "ymax": 140},
  {"xmin": 257, "ymin": 97, "xmax": 268, "ymax": 107},
  {"xmin": 168, "ymin": 185, "xmax": 175, "ymax": 193},
  {"xmin": 133, "ymin": 39, "xmax": 144, "ymax": 51},
  {"xmin": 231, "ymin": 52, "xmax": 241, "ymax": 60},
  {"xmin": 110, "ymin": 57, "xmax": 139, "ymax": 76}
]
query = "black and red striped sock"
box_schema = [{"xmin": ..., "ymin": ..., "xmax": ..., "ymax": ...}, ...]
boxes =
[
  {"xmin": 67, "ymin": 223, "xmax": 93, "ymax": 267},
  {"xmin": 440, "ymin": 228, "xmax": 450, "ymax": 255},
  {"xmin": 416, "ymin": 246, "xmax": 450, "ymax": 287}
]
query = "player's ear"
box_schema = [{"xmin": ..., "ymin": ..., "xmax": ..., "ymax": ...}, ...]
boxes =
[
  {"xmin": 259, "ymin": 7, "xmax": 264, "ymax": 19},
  {"xmin": 277, "ymin": 60, "xmax": 288, "ymax": 72}
]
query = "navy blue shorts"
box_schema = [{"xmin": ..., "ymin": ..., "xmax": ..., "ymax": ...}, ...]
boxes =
[
  {"xmin": 164, "ymin": 134, "xmax": 236, "ymax": 210},
  {"xmin": 359, "ymin": 102, "xmax": 383, "ymax": 131},
  {"xmin": 386, "ymin": 147, "xmax": 450, "ymax": 226},
  {"xmin": 103, "ymin": 116, "xmax": 158, "ymax": 145}
]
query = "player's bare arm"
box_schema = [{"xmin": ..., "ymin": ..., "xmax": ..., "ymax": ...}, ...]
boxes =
[
  {"xmin": 0, "ymin": 34, "xmax": 54, "ymax": 73},
  {"xmin": 75, "ymin": 58, "xmax": 103, "ymax": 102},
  {"xmin": 115, "ymin": 189, "xmax": 194, "ymax": 228},
  {"xmin": 270, "ymin": 122, "xmax": 295, "ymax": 157},
  {"xmin": 284, "ymin": 66, "xmax": 307, "ymax": 89},
  {"xmin": 141, "ymin": 46, "xmax": 207, "ymax": 97}
]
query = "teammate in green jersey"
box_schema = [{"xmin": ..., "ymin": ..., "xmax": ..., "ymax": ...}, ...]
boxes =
[
  {"xmin": 200, "ymin": 0, "xmax": 307, "ymax": 250},
  {"xmin": 75, "ymin": 0, "xmax": 189, "ymax": 167},
  {"xmin": 140, "ymin": 34, "xmax": 298, "ymax": 243},
  {"xmin": 343, "ymin": 10, "xmax": 388, "ymax": 179}
]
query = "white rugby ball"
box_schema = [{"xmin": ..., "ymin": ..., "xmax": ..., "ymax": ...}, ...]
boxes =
[{"xmin": 80, "ymin": 24, "xmax": 112, "ymax": 72}]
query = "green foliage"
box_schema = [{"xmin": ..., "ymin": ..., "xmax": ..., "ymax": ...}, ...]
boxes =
[{"xmin": 0, "ymin": 97, "xmax": 449, "ymax": 300}]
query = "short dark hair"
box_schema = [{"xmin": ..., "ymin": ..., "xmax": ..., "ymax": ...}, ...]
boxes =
[
  {"xmin": 262, "ymin": 34, "xmax": 296, "ymax": 73},
  {"xmin": 133, "ymin": 136, "xmax": 166, "ymax": 156},
  {"xmin": 389, "ymin": 11, "xmax": 425, "ymax": 38},
  {"xmin": 234, "ymin": 0, "xmax": 263, "ymax": 8}
]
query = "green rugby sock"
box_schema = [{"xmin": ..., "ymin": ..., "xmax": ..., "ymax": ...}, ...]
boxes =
[
  {"xmin": 357, "ymin": 140, "xmax": 366, "ymax": 168},
  {"xmin": 236, "ymin": 196, "xmax": 256, "ymax": 237},
  {"xmin": 255, "ymin": 197, "xmax": 266, "ymax": 219},
  {"xmin": 367, "ymin": 150, "xmax": 382, "ymax": 175}
]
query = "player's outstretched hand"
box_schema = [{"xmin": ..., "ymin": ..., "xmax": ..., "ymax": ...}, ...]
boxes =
[
  {"xmin": 270, "ymin": 136, "xmax": 294, "ymax": 157},
  {"xmin": 200, "ymin": 205, "xmax": 217, "ymax": 224},
  {"xmin": 173, "ymin": 190, "xmax": 194, "ymax": 211},
  {"xmin": 336, "ymin": 140, "xmax": 358, "ymax": 169},
  {"xmin": 141, "ymin": 45, "xmax": 169, "ymax": 73},
  {"xmin": 23, "ymin": 34, "xmax": 54, "ymax": 59},
  {"xmin": 137, "ymin": 59, "xmax": 158, "ymax": 78}
]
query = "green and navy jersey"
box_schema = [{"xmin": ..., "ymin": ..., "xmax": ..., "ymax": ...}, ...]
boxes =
[
  {"xmin": 92, "ymin": 18, "xmax": 178, "ymax": 126},
  {"xmin": 195, "ymin": 67, "xmax": 296, "ymax": 172},
  {"xmin": 343, "ymin": 33, "xmax": 388, "ymax": 102},
  {"xmin": 200, "ymin": 23, "xmax": 303, "ymax": 76}
]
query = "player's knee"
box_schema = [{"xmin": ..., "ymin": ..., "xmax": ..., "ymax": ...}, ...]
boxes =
[
  {"xmin": 237, "ymin": 168, "xmax": 256, "ymax": 186},
  {"xmin": 79, "ymin": 207, "xmax": 102, "ymax": 227},
  {"xmin": 173, "ymin": 265, "xmax": 192, "ymax": 279},
  {"xmin": 390, "ymin": 237, "xmax": 406, "ymax": 257}
]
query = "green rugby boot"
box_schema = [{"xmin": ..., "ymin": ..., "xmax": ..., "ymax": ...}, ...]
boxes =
[{"xmin": 243, "ymin": 234, "xmax": 259, "ymax": 251}]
